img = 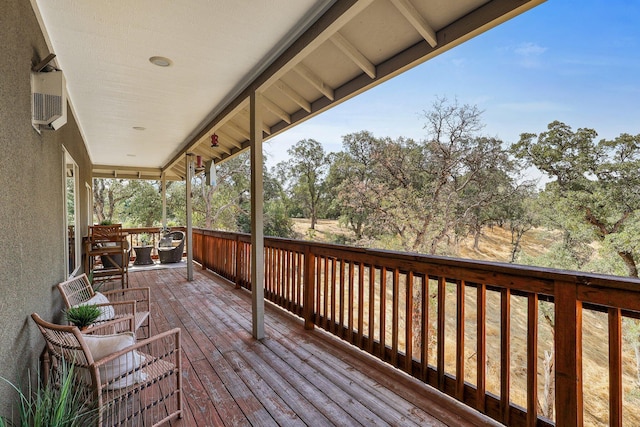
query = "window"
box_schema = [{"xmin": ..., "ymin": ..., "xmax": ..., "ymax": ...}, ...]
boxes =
[{"xmin": 64, "ymin": 148, "xmax": 81, "ymax": 276}]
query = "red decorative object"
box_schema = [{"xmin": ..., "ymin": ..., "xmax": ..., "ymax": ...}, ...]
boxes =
[
  {"xmin": 211, "ymin": 133, "xmax": 219, "ymax": 147},
  {"xmin": 196, "ymin": 155, "xmax": 202, "ymax": 168}
]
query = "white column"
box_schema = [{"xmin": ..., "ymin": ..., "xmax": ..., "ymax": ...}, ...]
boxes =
[
  {"xmin": 185, "ymin": 154, "xmax": 194, "ymax": 281},
  {"xmin": 161, "ymin": 173, "xmax": 167, "ymax": 230},
  {"xmin": 250, "ymin": 91, "xmax": 265, "ymax": 340}
]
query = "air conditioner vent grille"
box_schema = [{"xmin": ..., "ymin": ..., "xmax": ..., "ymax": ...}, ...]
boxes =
[
  {"xmin": 30, "ymin": 70, "xmax": 67, "ymax": 130},
  {"xmin": 33, "ymin": 93, "xmax": 63, "ymax": 122}
]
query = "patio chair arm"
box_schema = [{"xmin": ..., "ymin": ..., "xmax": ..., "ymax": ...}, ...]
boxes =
[
  {"xmin": 97, "ymin": 300, "xmax": 138, "ymax": 319},
  {"xmin": 84, "ymin": 315, "xmax": 136, "ymax": 335},
  {"xmin": 102, "ymin": 287, "xmax": 150, "ymax": 311}
]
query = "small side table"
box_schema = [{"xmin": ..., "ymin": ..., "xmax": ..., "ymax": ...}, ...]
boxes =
[{"xmin": 133, "ymin": 245, "xmax": 154, "ymax": 266}]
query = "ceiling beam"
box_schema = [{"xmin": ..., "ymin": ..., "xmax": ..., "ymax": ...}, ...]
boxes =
[
  {"xmin": 217, "ymin": 129, "xmax": 243, "ymax": 149},
  {"xmin": 239, "ymin": 109, "xmax": 271, "ymax": 135},
  {"xmin": 331, "ymin": 32, "xmax": 376, "ymax": 79},
  {"xmin": 164, "ymin": 1, "xmax": 369, "ymax": 171},
  {"xmin": 293, "ymin": 63, "xmax": 335, "ymax": 101},
  {"xmin": 259, "ymin": 0, "xmax": 375, "ymax": 90},
  {"xmin": 225, "ymin": 120, "xmax": 251, "ymax": 141},
  {"xmin": 389, "ymin": 0, "xmax": 437, "ymax": 47},
  {"xmin": 210, "ymin": 143, "xmax": 232, "ymax": 156},
  {"xmin": 193, "ymin": 142, "xmax": 231, "ymax": 159},
  {"xmin": 92, "ymin": 165, "xmax": 164, "ymax": 179},
  {"xmin": 262, "ymin": 96, "xmax": 292, "ymax": 124},
  {"xmin": 93, "ymin": 165, "xmax": 162, "ymax": 174},
  {"xmin": 269, "ymin": 0, "xmax": 546, "ymax": 136},
  {"xmin": 163, "ymin": 0, "xmax": 544, "ymax": 170},
  {"xmin": 163, "ymin": 99, "xmax": 249, "ymax": 174},
  {"xmin": 274, "ymin": 80, "xmax": 311, "ymax": 113}
]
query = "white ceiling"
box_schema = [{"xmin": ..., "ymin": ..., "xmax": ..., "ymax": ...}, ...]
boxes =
[
  {"xmin": 33, "ymin": 0, "xmax": 335, "ymax": 168},
  {"xmin": 31, "ymin": 0, "xmax": 545, "ymax": 180}
]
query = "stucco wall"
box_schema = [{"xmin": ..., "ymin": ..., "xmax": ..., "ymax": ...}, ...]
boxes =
[{"xmin": 0, "ymin": 0, "xmax": 92, "ymax": 415}]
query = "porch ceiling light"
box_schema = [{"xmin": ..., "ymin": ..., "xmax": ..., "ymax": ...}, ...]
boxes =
[{"xmin": 149, "ymin": 56, "xmax": 172, "ymax": 67}]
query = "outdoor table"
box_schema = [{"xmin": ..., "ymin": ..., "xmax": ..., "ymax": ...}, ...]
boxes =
[{"xmin": 133, "ymin": 245, "xmax": 154, "ymax": 266}]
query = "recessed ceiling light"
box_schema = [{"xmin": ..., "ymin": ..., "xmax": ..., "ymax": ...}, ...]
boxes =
[
  {"xmin": 149, "ymin": 56, "xmax": 172, "ymax": 67},
  {"xmin": 132, "ymin": 126, "xmax": 146, "ymax": 131}
]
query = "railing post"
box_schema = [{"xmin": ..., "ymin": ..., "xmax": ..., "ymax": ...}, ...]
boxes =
[
  {"xmin": 200, "ymin": 230, "xmax": 206, "ymax": 270},
  {"xmin": 555, "ymin": 281, "xmax": 583, "ymax": 427},
  {"xmin": 303, "ymin": 246, "xmax": 315, "ymax": 330},
  {"xmin": 235, "ymin": 234, "xmax": 241, "ymax": 289}
]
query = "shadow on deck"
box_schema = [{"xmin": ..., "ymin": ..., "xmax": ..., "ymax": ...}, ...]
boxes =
[{"xmin": 128, "ymin": 264, "xmax": 500, "ymax": 427}]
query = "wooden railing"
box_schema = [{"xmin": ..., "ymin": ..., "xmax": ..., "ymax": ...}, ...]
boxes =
[
  {"xmin": 122, "ymin": 227, "xmax": 186, "ymax": 261},
  {"xmin": 192, "ymin": 228, "xmax": 640, "ymax": 426}
]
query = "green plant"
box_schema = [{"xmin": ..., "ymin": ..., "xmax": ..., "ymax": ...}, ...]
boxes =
[
  {"xmin": 139, "ymin": 233, "xmax": 151, "ymax": 246},
  {"xmin": 99, "ymin": 219, "xmax": 113, "ymax": 225},
  {"xmin": 64, "ymin": 305, "xmax": 101, "ymax": 329},
  {"xmin": 1, "ymin": 361, "xmax": 96, "ymax": 426}
]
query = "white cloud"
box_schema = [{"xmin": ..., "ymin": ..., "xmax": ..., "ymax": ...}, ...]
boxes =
[
  {"xmin": 514, "ymin": 42, "xmax": 547, "ymax": 56},
  {"xmin": 513, "ymin": 42, "xmax": 547, "ymax": 68}
]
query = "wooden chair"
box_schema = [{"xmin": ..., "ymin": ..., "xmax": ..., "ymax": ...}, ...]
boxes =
[
  {"xmin": 86, "ymin": 224, "xmax": 129, "ymax": 288},
  {"xmin": 58, "ymin": 273, "xmax": 150, "ymax": 339},
  {"xmin": 32, "ymin": 313, "xmax": 182, "ymax": 427}
]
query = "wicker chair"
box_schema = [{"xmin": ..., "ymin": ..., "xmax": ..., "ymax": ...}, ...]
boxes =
[
  {"xmin": 157, "ymin": 231, "xmax": 185, "ymax": 264},
  {"xmin": 31, "ymin": 313, "xmax": 182, "ymax": 427},
  {"xmin": 58, "ymin": 273, "xmax": 150, "ymax": 339}
]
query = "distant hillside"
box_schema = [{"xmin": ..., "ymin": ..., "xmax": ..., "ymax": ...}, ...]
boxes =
[{"xmin": 291, "ymin": 218, "xmax": 560, "ymax": 264}]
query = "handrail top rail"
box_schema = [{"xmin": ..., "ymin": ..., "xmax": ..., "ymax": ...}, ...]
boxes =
[{"xmin": 192, "ymin": 227, "xmax": 640, "ymax": 293}]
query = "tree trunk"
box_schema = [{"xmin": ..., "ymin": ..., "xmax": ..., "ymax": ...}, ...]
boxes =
[
  {"xmin": 538, "ymin": 349, "xmax": 555, "ymax": 419},
  {"xmin": 618, "ymin": 250, "xmax": 639, "ymax": 278},
  {"xmin": 353, "ymin": 219, "xmax": 363, "ymax": 240},
  {"xmin": 510, "ymin": 224, "xmax": 530, "ymax": 263},
  {"xmin": 473, "ymin": 228, "xmax": 481, "ymax": 250},
  {"xmin": 635, "ymin": 341, "xmax": 640, "ymax": 386}
]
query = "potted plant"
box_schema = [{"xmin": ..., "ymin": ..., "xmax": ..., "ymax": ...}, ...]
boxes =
[
  {"xmin": 139, "ymin": 233, "xmax": 151, "ymax": 246},
  {"xmin": 64, "ymin": 304, "xmax": 102, "ymax": 330}
]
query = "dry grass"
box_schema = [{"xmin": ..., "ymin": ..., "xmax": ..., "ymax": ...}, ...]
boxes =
[{"xmin": 291, "ymin": 218, "xmax": 639, "ymax": 425}]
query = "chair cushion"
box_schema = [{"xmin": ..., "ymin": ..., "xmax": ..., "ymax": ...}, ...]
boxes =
[
  {"xmin": 83, "ymin": 332, "xmax": 146, "ymax": 389},
  {"xmin": 75, "ymin": 292, "xmax": 115, "ymax": 322},
  {"xmin": 159, "ymin": 236, "xmax": 173, "ymax": 247}
]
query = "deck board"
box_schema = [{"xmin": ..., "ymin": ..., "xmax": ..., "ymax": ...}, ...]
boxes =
[{"xmin": 127, "ymin": 265, "xmax": 500, "ymax": 427}]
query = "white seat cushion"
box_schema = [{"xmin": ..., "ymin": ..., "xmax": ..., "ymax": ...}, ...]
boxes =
[
  {"xmin": 75, "ymin": 292, "xmax": 115, "ymax": 322},
  {"xmin": 83, "ymin": 332, "xmax": 146, "ymax": 389}
]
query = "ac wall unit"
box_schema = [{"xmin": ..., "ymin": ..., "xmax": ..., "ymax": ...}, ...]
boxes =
[{"xmin": 31, "ymin": 70, "xmax": 67, "ymax": 130}]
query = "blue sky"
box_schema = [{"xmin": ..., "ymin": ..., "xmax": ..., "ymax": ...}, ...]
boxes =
[{"xmin": 264, "ymin": 0, "xmax": 640, "ymax": 170}]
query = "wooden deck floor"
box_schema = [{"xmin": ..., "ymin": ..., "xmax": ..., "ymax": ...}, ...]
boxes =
[{"xmin": 128, "ymin": 265, "xmax": 500, "ymax": 427}]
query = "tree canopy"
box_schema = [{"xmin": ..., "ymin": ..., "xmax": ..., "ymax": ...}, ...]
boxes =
[
  {"xmin": 91, "ymin": 101, "xmax": 640, "ymax": 279},
  {"xmin": 323, "ymin": 98, "xmax": 528, "ymax": 254},
  {"xmin": 512, "ymin": 121, "xmax": 640, "ymax": 277}
]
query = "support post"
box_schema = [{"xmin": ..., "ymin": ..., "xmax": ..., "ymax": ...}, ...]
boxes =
[
  {"xmin": 555, "ymin": 281, "xmax": 583, "ymax": 427},
  {"xmin": 185, "ymin": 154, "xmax": 193, "ymax": 281},
  {"xmin": 235, "ymin": 234, "xmax": 242, "ymax": 289},
  {"xmin": 250, "ymin": 91, "xmax": 265, "ymax": 340},
  {"xmin": 303, "ymin": 246, "xmax": 315, "ymax": 330},
  {"xmin": 161, "ymin": 173, "xmax": 167, "ymax": 230}
]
